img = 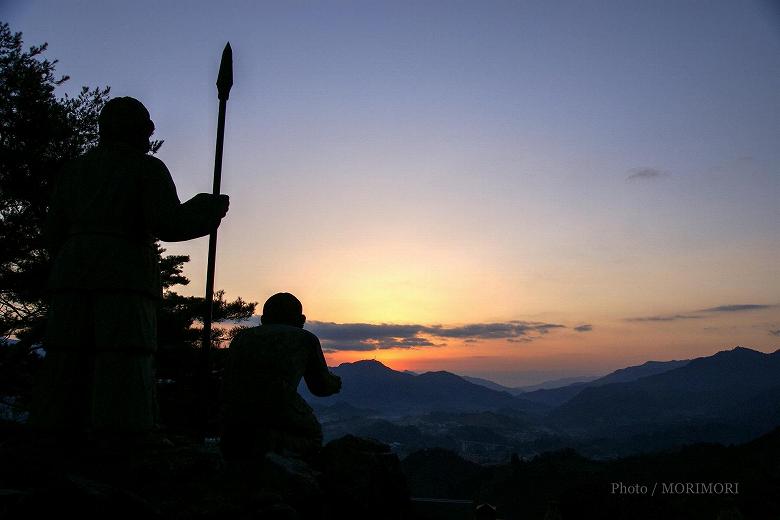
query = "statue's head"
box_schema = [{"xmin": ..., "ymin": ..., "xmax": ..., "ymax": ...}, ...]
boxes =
[
  {"xmin": 98, "ymin": 96, "xmax": 155, "ymax": 152},
  {"xmin": 260, "ymin": 292, "xmax": 306, "ymax": 328}
]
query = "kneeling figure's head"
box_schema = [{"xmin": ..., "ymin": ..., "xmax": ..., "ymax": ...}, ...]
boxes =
[{"xmin": 261, "ymin": 292, "xmax": 305, "ymax": 328}]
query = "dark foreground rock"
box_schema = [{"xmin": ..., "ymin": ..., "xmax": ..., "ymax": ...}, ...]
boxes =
[
  {"xmin": 402, "ymin": 427, "xmax": 780, "ymax": 519},
  {"xmin": 0, "ymin": 422, "xmax": 409, "ymax": 519},
  {"xmin": 320, "ymin": 435, "xmax": 410, "ymax": 519}
]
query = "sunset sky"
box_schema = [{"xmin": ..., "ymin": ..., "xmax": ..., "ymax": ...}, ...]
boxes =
[{"xmin": 6, "ymin": 1, "xmax": 779, "ymax": 385}]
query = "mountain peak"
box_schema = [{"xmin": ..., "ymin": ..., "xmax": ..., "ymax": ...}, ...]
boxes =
[
  {"xmin": 729, "ymin": 346, "xmax": 758, "ymax": 353},
  {"xmin": 713, "ymin": 346, "xmax": 763, "ymax": 358},
  {"xmin": 337, "ymin": 359, "xmax": 393, "ymax": 371},
  {"xmin": 683, "ymin": 346, "xmax": 765, "ymax": 370}
]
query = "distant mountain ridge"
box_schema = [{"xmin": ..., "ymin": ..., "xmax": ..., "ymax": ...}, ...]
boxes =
[
  {"xmin": 548, "ymin": 347, "xmax": 780, "ymax": 442},
  {"xmin": 517, "ymin": 358, "xmax": 690, "ymax": 406},
  {"xmin": 460, "ymin": 359, "xmax": 690, "ymax": 405},
  {"xmin": 300, "ymin": 346, "xmax": 780, "ymax": 458},
  {"xmin": 459, "ymin": 374, "xmax": 599, "ymax": 394},
  {"xmin": 459, "ymin": 375, "xmax": 514, "ymax": 393},
  {"xmin": 300, "ymin": 359, "xmax": 547, "ymax": 415},
  {"xmin": 516, "ymin": 376, "xmax": 600, "ymax": 392}
]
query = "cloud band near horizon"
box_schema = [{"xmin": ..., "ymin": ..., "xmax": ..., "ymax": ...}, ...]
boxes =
[{"xmin": 306, "ymin": 320, "xmax": 565, "ymax": 351}]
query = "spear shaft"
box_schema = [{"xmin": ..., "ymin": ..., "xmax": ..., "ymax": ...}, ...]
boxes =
[{"xmin": 201, "ymin": 43, "xmax": 233, "ymax": 430}]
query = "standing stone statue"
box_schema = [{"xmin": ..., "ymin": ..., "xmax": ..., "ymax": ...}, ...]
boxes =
[
  {"xmin": 30, "ymin": 96, "xmax": 229, "ymax": 437},
  {"xmin": 221, "ymin": 292, "xmax": 342, "ymax": 460}
]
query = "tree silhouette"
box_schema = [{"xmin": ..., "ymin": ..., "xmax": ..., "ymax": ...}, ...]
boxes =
[
  {"xmin": 156, "ymin": 244, "xmax": 256, "ymax": 385},
  {"xmin": 0, "ymin": 22, "xmax": 108, "ymax": 346}
]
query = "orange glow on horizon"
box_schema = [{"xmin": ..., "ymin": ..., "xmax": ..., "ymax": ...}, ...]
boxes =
[{"xmin": 320, "ymin": 311, "xmax": 780, "ymax": 385}]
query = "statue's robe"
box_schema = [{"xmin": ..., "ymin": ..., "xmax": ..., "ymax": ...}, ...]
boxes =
[
  {"xmin": 31, "ymin": 142, "xmax": 217, "ymax": 434},
  {"xmin": 221, "ymin": 324, "xmax": 341, "ymax": 459}
]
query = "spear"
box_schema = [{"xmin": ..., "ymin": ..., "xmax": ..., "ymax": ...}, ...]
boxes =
[{"xmin": 201, "ymin": 42, "xmax": 233, "ymax": 429}]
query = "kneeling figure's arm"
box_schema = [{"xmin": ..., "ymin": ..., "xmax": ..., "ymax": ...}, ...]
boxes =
[{"xmin": 304, "ymin": 335, "xmax": 342, "ymax": 397}]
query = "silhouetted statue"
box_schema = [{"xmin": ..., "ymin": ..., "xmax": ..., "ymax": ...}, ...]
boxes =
[
  {"xmin": 221, "ymin": 292, "xmax": 342, "ymax": 460},
  {"xmin": 30, "ymin": 97, "xmax": 229, "ymax": 438}
]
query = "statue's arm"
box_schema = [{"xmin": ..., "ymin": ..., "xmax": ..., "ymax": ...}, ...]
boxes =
[
  {"xmin": 143, "ymin": 159, "xmax": 228, "ymax": 242},
  {"xmin": 303, "ymin": 335, "xmax": 342, "ymax": 397}
]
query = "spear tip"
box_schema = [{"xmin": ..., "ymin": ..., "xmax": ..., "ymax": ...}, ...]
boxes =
[{"xmin": 217, "ymin": 42, "xmax": 233, "ymax": 101}]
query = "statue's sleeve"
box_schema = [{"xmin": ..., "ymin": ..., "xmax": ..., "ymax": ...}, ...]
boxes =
[
  {"xmin": 142, "ymin": 158, "xmax": 217, "ymax": 242},
  {"xmin": 303, "ymin": 334, "xmax": 340, "ymax": 397}
]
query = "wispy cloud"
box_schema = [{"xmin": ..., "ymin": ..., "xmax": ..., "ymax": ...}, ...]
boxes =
[
  {"xmin": 627, "ymin": 167, "xmax": 667, "ymax": 181},
  {"xmin": 574, "ymin": 324, "xmax": 593, "ymax": 332},
  {"xmin": 307, "ymin": 320, "xmax": 565, "ymax": 351},
  {"xmin": 700, "ymin": 304, "xmax": 773, "ymax": 313},
  {"xmin": 627, "ymin": 303, "xmax": 776, "ymax": 324},
  {"xmin": 626, "ymin": 314, "xmax": 702, "ymax": 323}
]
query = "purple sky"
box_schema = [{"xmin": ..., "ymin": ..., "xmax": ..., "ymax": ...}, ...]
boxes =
[{"xmin": 5, "ymin": 0, "xmax": 779, "ymax": 384}]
